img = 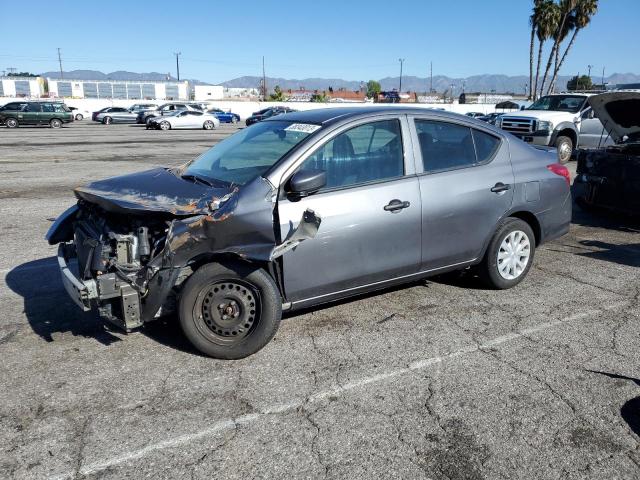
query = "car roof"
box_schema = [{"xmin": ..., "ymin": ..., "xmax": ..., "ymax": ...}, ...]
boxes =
[{"xmin": 263, "ymin": 106, "xmax": 480, "ymax": 126}]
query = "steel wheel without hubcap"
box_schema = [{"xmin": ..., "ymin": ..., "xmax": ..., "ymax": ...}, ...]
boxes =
[
  {"xmin": 497, "ymin": 230, "xmax": 531, "ymax": 280},
  {"xmin": 159, "ymin": 121, "xmax": 170, "ymax": 130},
  {"xmin": 193, "ymin": 280, "xmax": 261, "ymax": 346},
  {"xmin": 50, "ymin": 119, "xmax": 62, "ymax": 128}
]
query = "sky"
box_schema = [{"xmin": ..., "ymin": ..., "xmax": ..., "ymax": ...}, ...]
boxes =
[{"xmin": 1, "ymin": 0, "xmax": 638, "ymax": 83}]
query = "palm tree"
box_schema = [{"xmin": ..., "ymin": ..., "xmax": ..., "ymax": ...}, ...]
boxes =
[
  {"xmin": 540, "ymin": 0, "xmax": 576, "ymax": 96},
  {"xmin": 549, "ymin": 0, "xmax": 599, "ymax": 91},
  {"xmin": 529, "ymin": 0, "xmax": 545, "ymax": 99},
  {"xmin": 533, "ymin": 1, "xmax": 560, "ymax": 100}
]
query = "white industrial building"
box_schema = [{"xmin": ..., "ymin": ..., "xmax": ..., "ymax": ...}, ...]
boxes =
[
  {"xmin": 193, "ymin": 85, "xmax": 224, "ymax": 101},
  {"xmin": 0, "ymin": 76, "xmax": 45, "ymax": 97},
  {"xmin": 47, "ymin": 78, "xmax": 190, "ymax": 100}
]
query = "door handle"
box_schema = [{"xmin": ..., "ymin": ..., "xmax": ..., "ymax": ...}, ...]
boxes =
[
  {"xmin": 490, "ymin": 182, "xmax": 511, "ymax": 193},
  {"xmin": 384, "ymin": 199, "xmax": 410, "ymax": 212}
]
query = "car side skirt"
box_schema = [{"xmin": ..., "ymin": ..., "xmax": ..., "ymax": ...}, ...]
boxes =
[{"xmin": 288, "ymin": 259, "xmax": 475, "ymax": 311}]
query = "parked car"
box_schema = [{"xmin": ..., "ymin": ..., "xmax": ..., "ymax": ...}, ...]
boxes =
[
  {"xmin": 573, "ymin": 91, "xmax": 640, "ymax": 216},
  {"xmin": 245, "ymin": 106, "xmax": 296, "ymax": 126},
  {"xmin": 92, "ymin": 104, "xmax": 157, "ymax": 124},
  {"xmin": 496, "ymin": 93, "xmax": 612, "ymax": 164},
  {"xmin": 136, "ymin": 103, "xmax": 203, "ymax": 124},
  {"xmin": 477, "ymin": 112, "xmax": 503, "ymax": 125},
  {"xmin": 208, "ymin": 108, "xmax": 241, "ymax": 124},
  {"xmin": 69, "ymin": 106, "xmax": 91, "ymax": 121},
  {"xmin": 0, "ymin": 101, "xmax": 74, "ymax": 128},
  {"xmin": 465, "ymin": 112, "xmax": 485, "ymax": 118},
  {"xmin": 147, "ymin": 110, "xmax": 221, "ymax": 130},
  {"xmin": 46, "ymin": 107, "xmax": 571, "ymax": 359}
]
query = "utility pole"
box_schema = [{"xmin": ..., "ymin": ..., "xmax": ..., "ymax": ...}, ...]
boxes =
[
  {"xmin": 174, "ymin": 52, "xmax": 181, "ymax": 81},
  {"xmin": 430, "ymin": 61, "xmax": 433, "ymax": 93},
  {"xmin": 262, "ymin": 56, "xmax": 267, "ymax": 101},
  {"xmin": 57, "ymin": 48, "xmax": 63, "ymax": 79},
  {"xmin": 398, "ymin": 58, "xmax": 405, "ymax": 93},
  {"xmin": 601, "ymin": 66, "xmax": 605, "ymax": 88}
]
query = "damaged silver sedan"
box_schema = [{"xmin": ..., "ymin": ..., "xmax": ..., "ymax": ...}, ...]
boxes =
[{"xmin": 47, "ymin": 107, "xmax": 571, "ymax": 359}]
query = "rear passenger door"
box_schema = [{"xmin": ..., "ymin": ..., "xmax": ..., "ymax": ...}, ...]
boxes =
[{"xmin": 411, "ymin": 117, "xmax": 514, "ymax": 270}]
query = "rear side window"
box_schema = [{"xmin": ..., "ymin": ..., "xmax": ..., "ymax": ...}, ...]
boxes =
[
  {"xmin": 26, "ymin": 103, "xmax": 42, "ymax": 112},
  {"xmin": 42, "ymin": 104, "xmax": 55, "ymax": 112},
  {"xmin": 415, "ymin": 120, "xmax": 500, "ymax": 173},
  {"xmin": 415, "ymin": 120, "xmax": 475, "ymax": 172},
  {"xmin": 472, "ymin": 129, "xmax": 501, "ymax": 163},
  {"xmin": 299, "ymin": 119, "xmax": 404, "ymax": 189}
]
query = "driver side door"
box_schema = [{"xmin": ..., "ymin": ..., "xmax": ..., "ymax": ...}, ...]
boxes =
[{"xmin": 277, "ymin": 116, "xmax": 422, "ymax": 304}]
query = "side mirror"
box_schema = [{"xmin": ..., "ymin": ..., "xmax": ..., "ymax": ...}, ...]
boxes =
[{"xmin": 289, "ymin": 169, "xmax": 326, "ymax": 197}]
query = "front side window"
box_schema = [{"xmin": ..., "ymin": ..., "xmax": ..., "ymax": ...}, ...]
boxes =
[
  {"xmin": 298, "ymin": 119, "xmax": 404, "ymax": 189},
  {"xmin": 26, "ymin": 103, "xmax": 42, "ymax": 112},
  {"xmin": 184, "ymin": 120, "xmax": 316, "ymax": 186}
]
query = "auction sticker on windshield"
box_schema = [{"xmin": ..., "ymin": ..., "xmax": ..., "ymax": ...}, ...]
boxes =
[{"xmin": 285, "ymin": 123, "xmax": 321, "ymax": 134}]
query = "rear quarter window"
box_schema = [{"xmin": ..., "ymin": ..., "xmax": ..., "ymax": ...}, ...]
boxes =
[{"xmin": 472, "ymin": 129, "xmax": 501, "ymax": 163}]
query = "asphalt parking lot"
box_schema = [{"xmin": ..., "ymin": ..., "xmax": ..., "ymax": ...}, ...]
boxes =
[{"xmin": 1, "ymin": 121, "xmax": 639, "ymax": 480}]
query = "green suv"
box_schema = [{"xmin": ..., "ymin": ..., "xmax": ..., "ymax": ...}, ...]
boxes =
[{"xmin": 0, "ymin": 101, "xmax": 74, "ymax": 128}]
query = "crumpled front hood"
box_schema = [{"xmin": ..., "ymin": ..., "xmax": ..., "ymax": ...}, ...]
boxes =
[
  {"xmin": 588, "ymin": 91, "xmax": 640, "ymax": 144},
  {"xmin": 74, "ymin": 167, "xmax": 232, "ymax": 216}
]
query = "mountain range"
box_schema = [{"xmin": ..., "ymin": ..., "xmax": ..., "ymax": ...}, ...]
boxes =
[{"xmin": 39, "ymin": 70, "xmax": 640, "ymax": 93}]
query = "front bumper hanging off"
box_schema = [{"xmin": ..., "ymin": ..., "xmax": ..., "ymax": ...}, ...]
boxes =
[{"xmin": 56, "ymin": 243, "xmax": 143, "ymax": 331}]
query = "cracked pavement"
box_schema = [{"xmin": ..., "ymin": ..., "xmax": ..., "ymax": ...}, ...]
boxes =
[{"xmin": 1, "ymin": 123, "xmax": 639, "ymax": 479}]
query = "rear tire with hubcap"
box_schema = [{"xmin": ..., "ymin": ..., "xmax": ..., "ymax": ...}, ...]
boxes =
[
  {"xmin": 555, "ymin": 135, "xmax": 573, "ymax": 164},
  {"xmin": 5, "ymin": 118, "xmax": 18, "ymax": 128},
  {"xmin": 203, "ymin": 120, "xmax": 214, "ymax": 130},
  {"xmin": 179, "ymin": 262, "xmax": 282, "ymax": 359},
  {"xmin": 50, "ymin": 118, "xmax": 62, "ymax": 128},
  {"xmin": 76, "ymin": 114, "xmax": 83, "ymax": 121},
  {"xmin": 478, "ymin": 218, "xmax": 535, "ymax": 289}
]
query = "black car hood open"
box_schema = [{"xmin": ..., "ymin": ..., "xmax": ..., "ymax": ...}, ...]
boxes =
[{"xmin": 74, "ymin": 167, "xmax": 231, "ymax": 216}]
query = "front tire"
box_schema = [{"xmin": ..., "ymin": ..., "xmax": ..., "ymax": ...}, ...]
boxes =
[
  {"xmin": 159, "ymin": 121, "xmax": 171, "ymax": 130},
  {"xmin": 5, "ymin": 118, "xmax": 18, "ymax": 128},
  {"xmin": 50, "ymin": 118, "xmax": 62, "ymax": 128},
  {"xmin": 203, "ymin": 120, "xmax": 214, "ymax": 130},
  {"xmin": 478, "ymin": 218, "xmax": 535, "ymax": 289},
  {"xmin": 179, "ymin": 262, "xmax": 282, "ymax": 359},
  {"xmin": 555, "ymin": 135, "xmax": 573, "ymax": 164},
  {"xmin": 76, "ymin": 114, "xmax": 83, "ymax": 121}
]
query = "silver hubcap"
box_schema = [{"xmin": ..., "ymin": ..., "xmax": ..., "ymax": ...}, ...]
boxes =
[
  {"xmin": 558, "ymin": 142, "xmax": 571, "ymax": 162},
  {"xmin": 497, "ymin": 230, "xmax": 531, "ymax": 280},
  {"xmin": 160, "ymin": 122, "xmax": 169, "ymax": 130}
]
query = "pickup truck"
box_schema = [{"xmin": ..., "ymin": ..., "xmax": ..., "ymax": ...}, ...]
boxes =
[{"xmin": 496, "ymin": 93, "xmax": 611, "ymax": 163}]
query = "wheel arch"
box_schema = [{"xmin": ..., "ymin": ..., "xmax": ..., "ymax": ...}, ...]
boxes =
[
  {"xmin": 476, "ymin": 209, "xmax": 542, "ymax": 264},
  {"xmin": 551, "ymin": 123, "xmax": 578, "ymax": 146}
]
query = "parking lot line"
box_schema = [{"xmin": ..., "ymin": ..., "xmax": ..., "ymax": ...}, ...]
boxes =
[{"xmin": 47, "ymin": 300, "xmax": 629, "ymax": 480}]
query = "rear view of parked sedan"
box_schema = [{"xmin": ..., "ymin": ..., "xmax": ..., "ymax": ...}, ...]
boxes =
[
  {"xmin": 148, "ymin": 110, "xmax": 221, "ymax": 130},
  {"xmin": 47, "ymin": 107, "xmax": 572, "ymax": 360}
]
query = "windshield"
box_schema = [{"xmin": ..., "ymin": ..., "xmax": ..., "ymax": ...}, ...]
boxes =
[
  {"xmin": 527, "ymin": 95, "xmax": 586, "ymax": 113},
  {"xmin": 184, "ymin": 120, "xmax": 318, "ymax": 186}
]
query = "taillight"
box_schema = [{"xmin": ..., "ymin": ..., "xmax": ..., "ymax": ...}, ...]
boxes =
[{"xmin": 547, "ymin": 163, "xmax": 571, "ymax": 187}]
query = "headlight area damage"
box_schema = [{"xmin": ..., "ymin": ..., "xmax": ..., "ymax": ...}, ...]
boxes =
[{"xmin": 46, "ymin": 167, "xmax": 321, "ymax": 332}]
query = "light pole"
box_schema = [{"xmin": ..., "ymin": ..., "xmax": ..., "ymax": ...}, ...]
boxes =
[
  {"xmin": 449, "ymin": 83, "xmax": 455, "ymax": 102},
  {"xmin": 587, "ymin": 64, "xmax": 593, "ymax": 79},
  {"xmin": 174, "ymin": 52, "xmax": 182, "ymax": 81},
  {"xmin": 398, "ymin": 58, "xmax": 405, "ymax": 93}
]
